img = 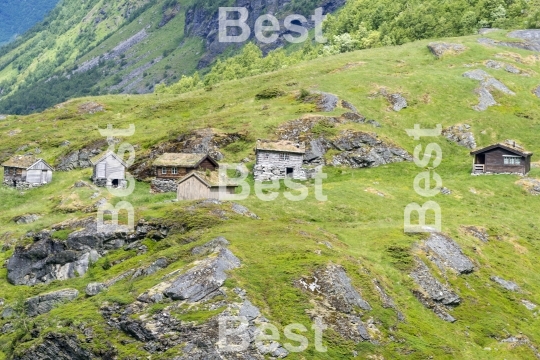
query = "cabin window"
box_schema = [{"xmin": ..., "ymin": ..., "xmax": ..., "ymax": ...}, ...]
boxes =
[
  {"xmin": 503, "ymin": 156, "xmax": 521, "ymax": 165},
  {"xmin": 162, "ymin": 167, "xmax": 167, "ymax": 174},
  {"xmin": 172, "ymin": 167, "xmax": 178, "ymax": 175},
  {"xmin": 279, "ymin": 153, "xmax": 290, "ymax": 161}
]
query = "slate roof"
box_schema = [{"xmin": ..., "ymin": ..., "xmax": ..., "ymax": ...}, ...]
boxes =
[
  {"xmin": 153, "ymin": 153, "xmax": 216, "ymax": 167},
  {"xmin": 256, "ymin": 140, "xmax": 305, "ymax": 154},
  {"xmin": 2, "ymin": 155, "xmax": 39, "ymax": 169},
  {"xmin": 471, "ymin": 142, "xmax": 532, "ymax": 156}
]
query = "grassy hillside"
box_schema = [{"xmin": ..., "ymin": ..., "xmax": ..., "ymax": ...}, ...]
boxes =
[{"xmin": 1, "ymin": 31, "xmax": 540, "ymax": 359}]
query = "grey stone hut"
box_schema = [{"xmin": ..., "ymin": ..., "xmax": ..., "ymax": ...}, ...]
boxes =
[
  {"xmin": 254, "ymin": 140, "xmax": 306, "ymax": 181},
  {"xmin": 2, "ymin": 155, "xmax": 53, "ymax": 188},
  {"xmin": 90, "ymin": 151, "xmax": 128, "ymax": 187},
  {"xmin": 471, "ymin": 141, "xmax": 532, "ymax": 175},
  {"xmin": 177, "ymin": 171, "xmax": 238, "ymax": 201}
]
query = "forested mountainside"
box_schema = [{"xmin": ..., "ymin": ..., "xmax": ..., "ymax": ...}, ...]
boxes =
[
  {"xmin": 0, "ymin": 0, "xmax": 59, "ymax": 45},
  {"xmin": 0, "ymin": 29, "xmax": 540, "ymax": 358},
  {"xmin": 0, "ymin": 0, "xmax": 345, "ymax": 115}
]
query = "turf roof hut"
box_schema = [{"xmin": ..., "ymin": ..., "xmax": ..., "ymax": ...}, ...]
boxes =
[
  {"xmin": 471, "ymin": 141, "xmax": 532, "ymax": 175},
  {"xmin": 2, "ymin": 155, "xmax": 53, "ymax": 188},
  {"xmin": 90, "ymin": 151, "xmax": 128, "ymax": 188},
  {"xmin": 177, "ymin": 170, "xmax": 238, "ymax": 201},
  {"xmin": 254, "ymin": 140, "xmax": 306, "ymax": 181},
  {"xmin": 153, "ymin": 153, "xmax": 218, "ymax": 179}
]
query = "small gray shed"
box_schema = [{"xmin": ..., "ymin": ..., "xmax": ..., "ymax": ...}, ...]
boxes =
[
  {"xmin": 90, "ymin": 151, "xmax": 128, "ymax": 187},
  {"xmin": 2, "ymin": 155, "xmax": 53, "ymax": 187}
]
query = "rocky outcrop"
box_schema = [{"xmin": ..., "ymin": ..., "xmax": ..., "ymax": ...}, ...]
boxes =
[
  {"xmin": 479, "ymin": 30, "xmax": 540, "ymax": 53},
  {"xmin": 25, "ymin": 289, "xmax": 79, "ymax": 317},
  {"xmin": 164, "ymin": 247, "xmax": 241, "ymax": 302},
  {"xmin": 13, "ymin": 214, "xmax": 40, "ymax": 225},
  {"xmin": 428, "ymin": 42, "xmax": 466, "ymax": 58},
  {"xmin": 425, "ymin": 233, "xmax": 475, "ymax": 274},
  {"xmin": 443, "ymin": 124, "xmax": 476, "ymax": 149},
  {"xmin": 534, "ymin": 85, "xmax": 540, "ymax": 98},
  {"xmin": 462, "ymin": 226, "xmax": 489, "ymax": 242},
  {"xmin": 185, "ymin": 0, "xmax": 347, "ymax": 68},
  {"xmin": 191, "ymin": 236, "xmax": 230, "ymax": 255},
  {"xmin": 13, "ymin": 333, "xmax": 96, "ymax": 360},
  {"xmin": 463, "ymin": 69, "xmax": 515, "ymax": 111},
  {"xmin": 277, "ymin": 116, "xmax": 411, "ymax": 167},
  {"xmin": 485, "ymin": 60, "xmax": 525, "ymax": 75},
  {"xmin": 296, "ymin": 264, "xmax": 376, "ymax": 343},
  {"xmin": 7, "ymin": 219, "xmax": 170, "ymax": 286},
  {"xmin": 491, "ymin": 276, "xmax": 521, "ymax": 292},
  {"xmin": 410, "ymin": 259, "xmax": 459, "ymax": 323},
  {"xmin": 231, "ymin": 203, "xmax": 260, "ymax": 219},
  {"xmin": 56, "ymin": 140, "xmax": 108, "ymax": 171}
]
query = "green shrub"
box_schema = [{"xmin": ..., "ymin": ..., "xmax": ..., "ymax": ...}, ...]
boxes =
[{"xmin": 255, "ymin": 87, "xmax": 286, "ymax": 100}]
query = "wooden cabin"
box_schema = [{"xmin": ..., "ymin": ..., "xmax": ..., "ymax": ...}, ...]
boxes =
[
  {"xmin": 177, "ymin": 171, "xmax": 238, "ymax": 201},
  {"xmin": 471, "ymin": 142, "xmax": 532, "ymax": 175},
  {"xmin": 2, "ymin": 155, "xmax": 53, "ymax": 187},
  {"xmin": 90, "ymin": 151, "xmax": 128, "ymax": 187},
  {"xmin": 254, "ymin": 140, "xmax": 306, "ymax": 181},
  {"xmin": 153, "ymin": 153, "xmax": 218, "ymax": 179}
]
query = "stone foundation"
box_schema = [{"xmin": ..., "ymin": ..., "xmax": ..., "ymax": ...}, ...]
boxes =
[
  {"xmin": 253, "ymin": 165, "xmax": 307, "ymax": 182},
  {"xmin": 151, "ymin": 178, "xmax": 179, "ymax": 193},
  {"xmin": 92, "ymin": 178, "xmax": 128, "ymax": 189},
  {"xmin": 3, "ymin": 180, "xmax": 43, "ymax": 191}
]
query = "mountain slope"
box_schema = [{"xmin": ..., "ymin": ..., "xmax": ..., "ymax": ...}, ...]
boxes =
[
  {"xmin": 0, "ymin": 31, "xmax": 540, "ymax": 359},
  {"xmin": 0, "ymin": 0, "xmax": 59, "ymax": 45}
]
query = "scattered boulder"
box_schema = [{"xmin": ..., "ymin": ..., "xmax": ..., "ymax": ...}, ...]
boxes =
[
  {"xmin": 499, "ymin": 334, "xmax": 540, "ymax": 359},
  {"xmin": 85, "ymin": 282, "xmax": 107, "ymax": 297},
  {"xmin": 463, "ymin": 69, "xmax": 515, "ymax": 111},
  {"xmin": 517, "ymin": 177, "xmax": 540, "ymax": 195},
  {"xmin": 25, "ymin": 289, "xmax": 79, "ymax": 317},
  {"xmin": 491, "ymin": 276, "xmax": 521, "ymax": 292},
  {"xmin": 462, "ymin": 226, "xmax": 489, "ymax": 242},
  {"xmin": 410, "ymin": 260, "xmax": 461, "ymax": 306},
  {"xmin": 164, "ymin": 247, "xmax": 241, "ymax": 302},
  {"xmin": 534, "ymin": 85, "xmax": 540, "ymax": 98},
  {"xmin": 317, "ymin": 92, "xmax": 339, "ymax": 112},
  {"xmin": 428, "ymin": 42, "xmax": 466, "ymax": 58},
  {"xmin": 231, "ymin": 203, "xmax": 259, "ymax": 219},
  {"xmin": 425, "ymin": 233, "xmax": 475, "ymax": 274},
  {"xmin": 78, "ymin": 102, "xmax": 105, "ymax": 114},
  {"xmin": 13, "ymin": 214, "xmax": 40, "ymax": 225},
  {"xmin": 387, "ymin": 93, "xmax": 407, "ymax": 112},
  {"xmin": 443, "ymin": 124, "xmax": 476, "ymax": 149},
  {"xmin": 297, "ymin": 264, "xmax": 371, "ymax": 313},
  {"xmin": 191, "ymin": 236, "xmax": 230, "ymax": 255},
  {"xmin": 522, "ymin": 299, "xmax": 537, "ymax": 311}
]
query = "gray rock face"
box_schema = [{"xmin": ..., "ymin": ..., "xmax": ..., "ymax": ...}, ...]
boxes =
[
  {"xmin": 534, "ymin": 85, "xmax": 540, "ymax": 98},
  {"xmin": 443, "ymin": 124, "xmax": 476, "ymax": 149},
  {"xmin": 330, "ymin": 130, "xmax": 412, "ymax": 168},
  {"xmin": 463, "ymin": 69, "xmax": 515, "ymax": 111},
  {"xmin": 13, "ymin": 333, "xmax": 96, "ymax": 360},
  {"xmin": 25, "ymin": 289, "xmax": 79, "ymax": 317},
  {"xmin": 85, "ymin": 282, "xmax": 107, "ymax": 297},
  {"xmin": 298, "ymin": 264, "xmax": 371, "ymax": 312},
  {"xmin": 522, "ymin": 299, "xmax": 537, "ymax": 310},
  {"xmin": 427, "ymin": 42, "xmax": 466, "ymax": 58},
  {"xmin": 191, "ymin": 237, "xmax": 230, "ymax": 255},
  {"xmin": 7, "ymin": 219, "xmax": 169, "ymax": 286},
  {"xmin": 410, "ymin": 260, "xmax": 460, "ymax": 305},
  {"xmin": 164, "ymin": 248, "xmax": 241, "ymax": 302},
  {"xmin": 387, "ymin": 93, "xmax": 407, "ymax": 112},
  {"xmin": 56, "ymin": 145, "xmax": 104, "ymax": 171},
  {"xmin": 412, "ymin": 290, "xmax": 456, "ymax": 323},
  {"xmin": 231, "ymin": 203, "xmax": 259, "ymax": 219},
  {"xmin": 478, "ymin": 36, "xmax": 540, "ymax": 52},
  {"xmin": 13, "ymin": 214, "xmax": 40, "ymax": 224},
  {"xmin": 491, "ymin": 276, "xmax": 521, "ymax": 292},
  {"xmin": 425, "ymin": 233, "xmax": 475, "ymax": 274},
  {"xmin": 462, "ymin": 226, "xmax": 489, "ymax": 242},
  {"xmin": 317, "ymin": 92, "xmax": 339, "ymax": 112}
]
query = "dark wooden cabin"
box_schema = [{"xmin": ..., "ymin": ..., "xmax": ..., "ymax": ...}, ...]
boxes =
[
  {"xmin": 153, "ymin": 153, "xmax": 218, "ymax": 179},
  {"xmin": 471, "ymin": 142, "xmax": 532, "ymax": 175}
]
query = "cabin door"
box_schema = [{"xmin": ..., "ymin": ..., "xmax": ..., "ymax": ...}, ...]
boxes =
[
  {"xmin": 286, "ymin": 168, "xmax": 294, "ymax": 178},
  {"xmin": 41, "ymin": 170, "xmax": 47, "ymax": 184}
]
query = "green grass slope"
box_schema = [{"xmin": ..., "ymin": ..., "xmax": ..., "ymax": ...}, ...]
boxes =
[{"xmin": 1, "ymin": 31, "xmax": 540, "ymax": 359}]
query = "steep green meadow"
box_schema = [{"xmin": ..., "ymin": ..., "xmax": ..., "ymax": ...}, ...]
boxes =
[{"xmin": 1, "ymin": 31, "xmax": 540, "ymax": 358}]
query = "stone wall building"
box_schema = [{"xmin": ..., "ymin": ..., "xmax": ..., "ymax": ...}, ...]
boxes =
[
  {"xmin": 2, "ymin": 155, "xmax": 54, "ymax": 189},
  {"xmin": 152, "ymin": 153, "xmax": 219, "ymax": 193},
  {"xmin": 254, "ymin": 140, "xmax": 306, "ymax": 181},
  {"xmin": 90, "ymin": 151, "xmax": 128, "ymax": 188}
]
